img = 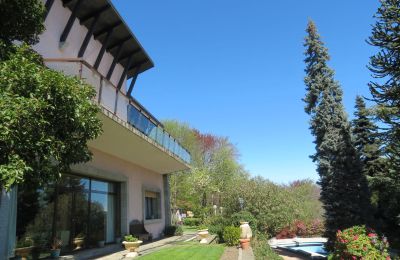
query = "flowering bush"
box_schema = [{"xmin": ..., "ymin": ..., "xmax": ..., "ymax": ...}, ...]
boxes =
[
  {"xmin": 329, "ymin": 225, "xmax": 390, "ymax": 260},
  {"xmin": 275, "ymin": 219, "xmax": 324, "ymax": 239}
]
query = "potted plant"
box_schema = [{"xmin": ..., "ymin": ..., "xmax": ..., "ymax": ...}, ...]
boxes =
[
  {"xmin": 50, "ymin": 238, "xmax": 62, "ymax": 258},
  {"xmin": 122, "ymin": 235, "xmax": 142, "ymax": 252},
  {"xmin": 73, "ymin": 233, "xmax": 85, "ymax": 250},
  {"xmin": 15, "ymin": 237, "xmax": 34, "ymax": 260}
]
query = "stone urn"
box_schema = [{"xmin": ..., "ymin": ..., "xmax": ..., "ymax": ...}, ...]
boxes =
[
  {"xmin": 14, "ymin": 246, "xmax": 34, "ymax": 260},
  {"xmin": 73, "ymin": 237, "xmax": 84, "ymax": 250},
  {"xmin": 239, "ymin": 222, "xmax": 252, "ymax": 239},
  {"xmin": 123, "ymin": 240, "xmax": 143, "ymax": 252},
  {"xmin": 197, "ymin": 230, "xmax": 209, "ymax": 244}
]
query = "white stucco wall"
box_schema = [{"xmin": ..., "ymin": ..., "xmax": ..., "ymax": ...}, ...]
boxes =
[
  {"xmin": 73, "ymin": 148, "xmax": 166, "ymax": 239},
  {"xmin": 34, "ymin": 0, "xmax": 127, "ymax": 91}
]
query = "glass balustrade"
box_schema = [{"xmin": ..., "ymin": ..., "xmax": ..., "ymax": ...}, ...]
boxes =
[{"xmin": 44, "ymin": 59, "xmax": 191, "ymax": 164}]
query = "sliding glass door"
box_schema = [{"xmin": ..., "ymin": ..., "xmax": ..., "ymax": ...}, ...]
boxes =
[{"xmin": 16, "ymin": 174, "xmax": 120, "ymax": 257}]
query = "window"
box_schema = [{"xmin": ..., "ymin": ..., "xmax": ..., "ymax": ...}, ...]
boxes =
[{"xmin": 144, "ymin": 191, "xmax": 161, "ymax": 220}]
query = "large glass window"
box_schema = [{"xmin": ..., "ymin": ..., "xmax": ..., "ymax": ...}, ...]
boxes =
[
  {"xmin": 16, "ymin": 175, "xmax": 120, "ymax": 258},
  {"xmin": 144, "ymin": 191, "xmax": 161, "ymax": 220}
]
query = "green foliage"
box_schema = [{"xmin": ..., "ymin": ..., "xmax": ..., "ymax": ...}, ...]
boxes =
[
  {"xmin": 175, "ymin": 225, "xmax": 184, "ymax": 236},
  {"xmin": 222, "ymin": 226, "xmax": 240, "ymax": 246},
  {"xmin": 303, "ymin": 20, "xmax": 371, "ymax": 249},
  {"xmin": 164, "ymin": 120, "xmax": 323, "ymax": 241},
  {"xmin": 367, "ymin": 0, "xmax": 400, "ymax": 247},
  {"xmin": 183, "ymin": 217, "xmax": 202, "ymax": 227},
  {"xmin": 230, "ymin": 211, "xmax": 258, "ymax": 233},
  {"xmin": 124, "ymin": 235, "xmax": 138, "ymax": 242},
  {"xmin": 328, "ymin": 226, "xmax": 390, "ymax": 260},
  {"xmin": 0, "ymin": 44, "xmax": 102, "ymax": 190},
  {"xmin": 251, "ymin": 233, "xmax": 283, "ymax": 260},
  {"xmin": 205, "ymin": 216, "xmax": 231, "ymax": 242},
  {"xmin": 16, "ymin": 237, "xmax": 34, "ymax": 248},
  {"xmin": 164, "ymin": 225, "xmax": 183, "ymax": 237},
  {"xmin": 0, "ymin": 0, "xmax": 45, "ymax": 45}
]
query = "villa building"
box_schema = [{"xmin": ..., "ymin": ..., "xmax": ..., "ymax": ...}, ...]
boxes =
[{"xmin": 0, "ymin": 0, "xmax": 190, "ymax": 258}]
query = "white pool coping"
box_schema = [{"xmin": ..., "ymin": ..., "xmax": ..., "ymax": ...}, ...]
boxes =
[{"xmin": 268, "ymin": 237, "xmax": 328, "ymax": 258}]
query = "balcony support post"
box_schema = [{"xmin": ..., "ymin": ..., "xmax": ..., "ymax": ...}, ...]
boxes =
[
  {"xmin": 94, "ymin": 28, "xmax": 113, "ymax": 69},
  {"xmin": 116, "ymin": 55, "xmax": 134, "ymax": 90},
  {"xmin": 78, "ymin": 13, "xmax": 100, "ymax": 58},
  {"xmin": 60, "ymin": 0, "xmax": 83, "ymax": 44},
  {"xmin": 44, "ymin": 0, "xmax": 55, "ymax": 19},
  {"xmin": 127, "ymin": 66, "xmax": 140, "ymax": 97},
  {"xmin": 106, "ymin": 44, "xmax": 124, "ymax": 80}
]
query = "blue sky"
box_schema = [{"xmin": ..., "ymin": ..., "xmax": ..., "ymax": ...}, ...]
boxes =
[{"xmin": 112, "ymin": 1, "xmax": 380, "ymax": 183}]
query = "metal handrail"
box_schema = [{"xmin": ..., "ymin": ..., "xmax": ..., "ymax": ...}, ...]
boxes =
[{"xmin": 43, "ymin": 58, "xmax": 191, "ymax": 164}]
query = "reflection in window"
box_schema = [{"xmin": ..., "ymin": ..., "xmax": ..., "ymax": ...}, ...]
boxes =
[{"xmin": 145, "ymin": 191, "xmax": 161, "ymax": 220}]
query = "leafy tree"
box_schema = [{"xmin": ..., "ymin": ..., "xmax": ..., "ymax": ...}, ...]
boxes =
[
  {"xmin": 303, "ymin": 20, "xmax": 371, "ymax": 249},
  {"xmin": 0, "ymin": 45, "xmax": 102, "ymax": 190},
  {"xmin": 367, "ymin": 0, "xmax": 400, "ymax": 246},
  {"xmin": 0, "ymin": 0, "xmax": 45, "ymax": 45}
]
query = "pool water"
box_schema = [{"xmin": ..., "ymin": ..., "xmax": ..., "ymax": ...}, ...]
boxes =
[{"xmin": 286, "ymin": 243, "xmax": 328, "ymax": 256}]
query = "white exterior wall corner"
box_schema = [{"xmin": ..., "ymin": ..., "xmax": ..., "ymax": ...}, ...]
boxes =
[{"xmin": 34, "ymin": 0, "xmax": 127, "ymax": 91}]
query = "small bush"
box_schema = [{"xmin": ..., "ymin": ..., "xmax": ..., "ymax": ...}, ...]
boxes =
[
  {"xmin": 175, "ymin": 225, "xmax": 183, "ymax": 236},
  {"xmin": 183, "ymin": 217, "xmax": 202, "ymax": 226},
  {"xmin": 205, "ymin": 216, "xmax": 231, "ymax": 243},
  {"xmin": 124, "ymin": 235, "xmax": 138, "ymax": 242},
  {"xmin": 231, "ymin": 211, "xmax": 258, "ymax": 233},
  {"xmin": 223, "ymin": 226, "xmax": 240, "ymax": 246},
  {"xmin": 328, "ymin": 225, "xmax": 390, "ymax": 259},
  {"xmin": 251, "ymin": 233, "xmax": 283, "ymax": 260},
  {"xmin": 164, "ymin": 225, "xmax": 183, "ymax": 237},
  {"xmin": 276, "ymin": 226, "xmax": 296, "ymax": 239}
]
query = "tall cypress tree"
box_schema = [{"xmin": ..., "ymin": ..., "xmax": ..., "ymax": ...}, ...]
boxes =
[
  {"xmin": 368, "ymin": 0, "xmax": 400, "ymax": 244},
  {"xmin": 303, "ymin": 21, "xmax": 371, "ymax": 249}
]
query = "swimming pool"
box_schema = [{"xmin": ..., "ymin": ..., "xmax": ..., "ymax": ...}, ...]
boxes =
[{"xmin": 277, "ymin": 242, "xmax": 327, "ymax": 259}]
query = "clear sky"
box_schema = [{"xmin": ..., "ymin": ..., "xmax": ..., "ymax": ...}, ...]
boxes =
[{"xmin": 112, "ymin": 1, "xmax": 380, "ymax": 184}]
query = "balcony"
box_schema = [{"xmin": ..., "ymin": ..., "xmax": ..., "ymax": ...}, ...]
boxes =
[{"xmin": 44, "ymin": 58, "xmax": 191, "ymax": 172}]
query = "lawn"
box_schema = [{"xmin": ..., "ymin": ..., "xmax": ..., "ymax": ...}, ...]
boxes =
[
  {"xmin": 182, "ymin": 225, "xmax": 198, "ymax": 234},
  {"xmin": 138, "ymin": 244, "xmax": 225, "ymax": 260}
]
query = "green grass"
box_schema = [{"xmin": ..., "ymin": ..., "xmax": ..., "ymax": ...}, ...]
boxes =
[
  {"xmin": 182, "ymin": 225, "xmax": 198, "ymax": 234},
  {"xmin": 138, "ymin": 244, "xmax": 225, "ymax": 260}
]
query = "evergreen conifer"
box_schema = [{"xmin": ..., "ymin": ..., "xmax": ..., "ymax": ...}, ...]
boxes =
[{"xmin": 303, "ymin": 21, "xmax": 371, "ymax": 249}]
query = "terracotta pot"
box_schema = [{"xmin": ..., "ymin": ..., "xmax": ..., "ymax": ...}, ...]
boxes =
[
  {"xmin": 15, "ymin": 246, "xmax": 34, "ymax": 260},
  {"xmin": 239, "ymin": 238, "xmax": 251, "ymax": 250},
  {"xmin": 122, "ymin": 240, "xmax": 143, "ymax": 252}
]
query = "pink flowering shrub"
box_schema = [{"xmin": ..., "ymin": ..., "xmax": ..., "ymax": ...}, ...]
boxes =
[{"xmin": 329, "ymin": 225, "xmax": 390, "ymax": 260}]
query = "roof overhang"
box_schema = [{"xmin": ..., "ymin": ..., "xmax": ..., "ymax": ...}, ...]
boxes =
[{"xmin": 61, "ymin": 0, "xmax": 154, "ymax": 77}]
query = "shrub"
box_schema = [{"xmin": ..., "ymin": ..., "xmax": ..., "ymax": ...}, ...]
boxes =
[
  {"xmin": 175, "ymin": 225, "xmax": 183, "ymax": 236},
  {"xmin": 124, "ymin": 235, "xmax": 138, "ymax": 242},
  {"xmin": 230, "ymin": 211, "xmax": 258, "ymax": 233},
  {"xmin": 275, "ymin": 219, "xmax": 325, "ymax": 238},
  {"xmin": 328, "ymin": 225, "xmax": 390, "ymax": 259},
  {"xmin": 183, "ymin": 217, "xmax": 202, "ymax": 227},
  {"xmin": 251, "ymin": 233, "xmax": 283, "ymax": 260},
  {"xmin": 276, "ymin": 226, "xmax": 296, "ymax": 239},
  {"xmin": 223, "ymin": 226, "xmax": 240, "ymax": 246},
  {"xmin": 164, "ymin": 225, "xmax": 183, "ymax": 237},
  {"xmin": 205, "ymin": 216, "xmax": 231, "ymax": 243}
]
